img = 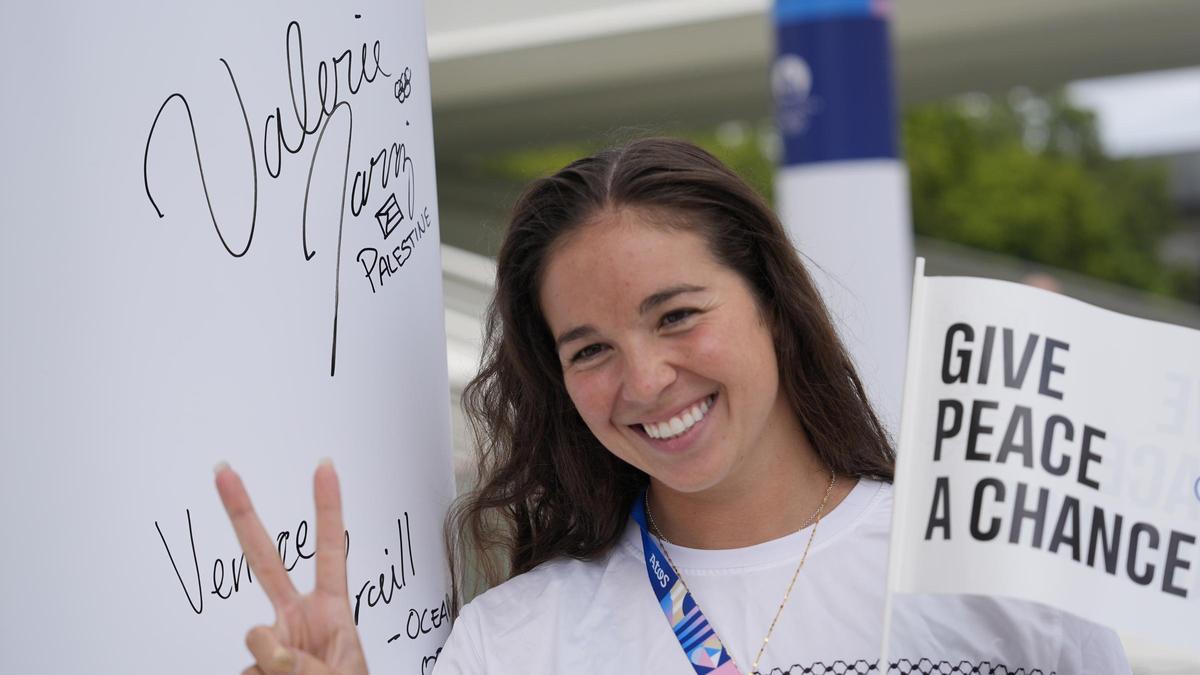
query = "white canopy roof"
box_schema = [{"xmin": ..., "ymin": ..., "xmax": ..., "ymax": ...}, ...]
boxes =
[{"xmin": 426, "ymin": 0, "xmax": 1200, "ymax": 155}]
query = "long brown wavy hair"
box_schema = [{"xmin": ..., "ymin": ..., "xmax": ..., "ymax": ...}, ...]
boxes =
[{"xmin": 446, "ymin": 137, "xmax": 894, "ymax": 610}]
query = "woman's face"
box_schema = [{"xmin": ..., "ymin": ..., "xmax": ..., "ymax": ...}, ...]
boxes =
[{"xmin": 539, "ymin": 208, "xmax": 801, "ymax": 497}]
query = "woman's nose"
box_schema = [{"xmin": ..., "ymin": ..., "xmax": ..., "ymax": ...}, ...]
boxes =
[{"xmin": 620, "ymin": 345, "xmax": 676, "ymax": 403}]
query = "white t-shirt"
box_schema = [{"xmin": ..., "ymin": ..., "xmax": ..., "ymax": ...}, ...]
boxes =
[{"xmin": 434, "ymin": 479, "xmax": 1130, "ymax": 674}]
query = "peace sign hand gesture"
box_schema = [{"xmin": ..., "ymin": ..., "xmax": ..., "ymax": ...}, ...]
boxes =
[{"xmin": 215, "ymin": 460, "xmax": 369, "ymax": 675}]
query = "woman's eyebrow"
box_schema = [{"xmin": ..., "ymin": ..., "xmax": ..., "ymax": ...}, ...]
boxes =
[
  {"xmin": 555, "ymin": 285, "xmax": 707, "ymax": 350},
  {"xmin": 555, "ymin": 325, "xmax": 597, "ymax": 350},
  {"xmin": 639, "ymin": 284, "xmax": 706, "ymax": 316}
]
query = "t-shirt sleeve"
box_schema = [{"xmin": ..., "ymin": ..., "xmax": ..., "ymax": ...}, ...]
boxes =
[
  {"xmin": 1078, "ymin": 623, "xmax": 1133, "ymax": 675},
  {"xmin": 432, "ymin": 602, "xmax": 486, "ymax": 675}
]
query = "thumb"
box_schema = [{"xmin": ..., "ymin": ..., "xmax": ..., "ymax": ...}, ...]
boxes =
[
  {"xmin": 246, "ymin": 626, "xmax": 339, "ymax": 675},
  {"xmin": 289, "ymin": 648, "xmax": 342, "ymax": 675}
]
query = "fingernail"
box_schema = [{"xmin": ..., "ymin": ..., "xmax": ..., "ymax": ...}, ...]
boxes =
[
  {"xmin": 213, "ymin": 461, "xmax": 230, "ymax": 475},
  {"xmin": 271, "ymin": 646, "xmax": 296, "ymax": 671},
  {"xmin": 319, "ymin": 457, "xmax": 333, "ymax": 468}
]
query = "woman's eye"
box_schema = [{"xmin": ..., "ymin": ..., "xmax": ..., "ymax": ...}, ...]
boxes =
[
  {"xmin": 571, "ymin": 344, "xmax": 606, "ymax": 363},
  {"xmin": 660, "ymin": 308, "xmax": 697, "ymax": 327}
]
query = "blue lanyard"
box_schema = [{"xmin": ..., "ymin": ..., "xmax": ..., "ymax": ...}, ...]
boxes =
[{"xmin": 632, "ymin": 490, "xmax": 742, "ymax": 674}]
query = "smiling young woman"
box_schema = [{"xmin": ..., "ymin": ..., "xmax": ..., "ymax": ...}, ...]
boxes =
[
  {"xmin": 448, "ymin": 139, "xmax": 893, "ymax": 586},
  {"xmin": 215, "ymin": 138, "xmax": 1130, "ymax": 675},
  {"xmin": 435, "ymin": 138, "xmax": 901, "ymax": 673},
  {"xmin": 538, "ymin": 207, "xmax": 843, "ymax": 549}
]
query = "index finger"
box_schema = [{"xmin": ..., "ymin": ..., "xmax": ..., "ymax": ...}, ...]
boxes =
[
  {"xmin": 215, "ymin": 462, "xmax": 300, "ymax": 610},
  {"xmin": 313, "ymin": 458, "xmax": 349, "ymax": 600}
]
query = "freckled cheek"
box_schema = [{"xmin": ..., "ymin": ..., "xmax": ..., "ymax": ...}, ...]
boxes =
[
  {"xmin": 564, "ymin": 372, "xmax": 619, "ymax": 429},
  {"xmin": 687, "ymin": 328, "xmax": 743, "ymax": 376},
  {"xmin": 691, "ymin": 322, "xmax": 778, "ymax": 388}
]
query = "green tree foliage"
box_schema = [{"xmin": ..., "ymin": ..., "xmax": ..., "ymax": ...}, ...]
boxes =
[
  {"xmin": 480, "ymin": 92, "xmax": 1192, "ymax": 298},
  {"xmin": 904, "ymin": 91, "xmax": 1184, "ymax": 295}
]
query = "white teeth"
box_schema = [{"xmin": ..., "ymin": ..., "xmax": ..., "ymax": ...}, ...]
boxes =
[{"xmin": 641, "ymin": 395, "xmax": 714, "ymax": 441}]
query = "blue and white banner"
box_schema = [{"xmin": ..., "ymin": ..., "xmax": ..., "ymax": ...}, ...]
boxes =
[
  {"xmin": 773, "ymin": 0, "xmax": 912, "ymax": 433},
  {"xmin": 774, "ymin": 0, "xmax": 896, "ymax": 165}
]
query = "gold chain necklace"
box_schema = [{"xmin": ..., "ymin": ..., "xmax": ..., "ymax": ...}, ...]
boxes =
[{"xmin": 644, "ymin": 471, "xmax": 837, "ymax": 675}]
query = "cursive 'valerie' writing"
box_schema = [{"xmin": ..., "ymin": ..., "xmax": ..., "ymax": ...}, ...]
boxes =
[{"xmin": 142, "ymin": 19, "xmax": 422, "ymax": 376}]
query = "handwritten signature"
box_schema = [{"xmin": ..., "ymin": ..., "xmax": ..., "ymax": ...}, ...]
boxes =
[
  {"xmin": 155, "ymin": 507, "xmax": 418, "ymax": 634},
  {"xmin": 143, "ymin": 19, "xmax": 424, "ymax": 376}
]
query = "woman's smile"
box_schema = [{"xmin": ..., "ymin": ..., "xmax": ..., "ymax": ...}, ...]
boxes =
[
  {"xmin": 628, "ymin": 392, "xmax": 720, "ymax": 458},
  {"xmin": 635, "ymin": 392, "xmax": 716, "ymax": 441}
]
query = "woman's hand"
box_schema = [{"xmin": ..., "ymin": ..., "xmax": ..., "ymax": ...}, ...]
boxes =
[{"xmin": 215, "ymin": 460, "xmax": 369, "ymax": 675}]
